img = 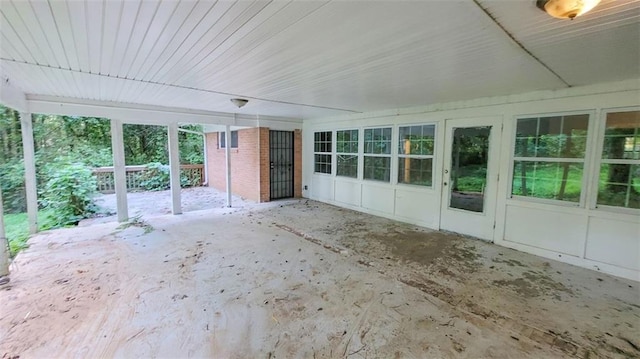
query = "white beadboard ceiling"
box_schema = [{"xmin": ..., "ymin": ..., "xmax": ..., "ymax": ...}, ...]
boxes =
[{"xmin": 0, "ymin": 0, "xmax": 638, "ymax": 120}]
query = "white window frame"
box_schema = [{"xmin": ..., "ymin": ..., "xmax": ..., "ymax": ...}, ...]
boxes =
[
  {"xmin": 396, "ymin": 123, "xmax": 436, "ymax": 188},
  {"xmin": 219, "ymin": 130, "xmax": 238, "ymax": 149},
  {"xmin": 591, "ymin": 107, "xmax": 640, "ymax": 214},
  {"xmin": 335, "ymin": 128, "xmax": 359, "ymax": 179},
  {"xmin": 508, "ymin": 111, "xmax": 595, "ymax": 208},
  {"xmin": 363, "ymin": 126, "xmax": 393, "ymax": 182},
  {"xmin": 313, "ymin": 130, "xmax": 333, "ymax": 175}
]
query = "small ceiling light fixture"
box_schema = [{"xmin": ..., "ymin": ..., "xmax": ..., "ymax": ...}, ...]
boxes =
[
  {"xmin": 536, "ymin": 0, "xmax": 601, "ymax": 19},
  {"xmin": 230, "ymin": 98, "xmax": 249, "ymax": 108}
]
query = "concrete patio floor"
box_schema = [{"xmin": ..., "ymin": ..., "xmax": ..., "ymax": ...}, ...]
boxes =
[{"xmin": 1, "ymin": 192, "xmax": 639, "ymax": 358}]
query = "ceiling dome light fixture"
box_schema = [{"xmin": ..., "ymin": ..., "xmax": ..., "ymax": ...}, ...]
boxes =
[
  {"xmin": 536, "ymin": 0, "xmax": 601, "ymax": 19},
  {"xmin": 230, "ymin": 98, "xmax": 249, "ymax": 108}
]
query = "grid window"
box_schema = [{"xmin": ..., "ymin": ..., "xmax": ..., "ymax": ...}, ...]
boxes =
[
  {"xmin": 511, "ymin": 114, "xmax": 589, "ymax": 203},
  {"xmin": 336, "ymin": 129, "xmax": 358, "ymax": 178},
  {"xmin": 597, "ymin": 110, "xmax": 640, "ymax": 209},
  {"xmin": 314, "ymin": 131, "xmax": 332, "ymax": 174},
  {"xmin": 364, "ymin": 127, "xmax": 392, "ymax": 182},
  {"xmin": 219, "ymin": 131, "xmax": 238, "ymax": 148},
  {"xmin": 398, "ymin": 124, "xmax": 435, "ymax": 186}
]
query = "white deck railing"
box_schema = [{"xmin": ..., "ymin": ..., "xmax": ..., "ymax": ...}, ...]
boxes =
[{"xmin": 93, "ymin": 164, "xmax": 204, "ymax": 193}]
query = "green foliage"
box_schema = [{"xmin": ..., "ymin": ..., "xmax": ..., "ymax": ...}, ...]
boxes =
[
  {"xmin": 137, "ymin": 162, "xmax": 201, "ymax": 190},
  {"xmin": 3, "ymin": 210, "xmax": 56, "ymax": 257},
  {"xmin": 454, "ymin": 166, "xmax": 487, "ymax": 192},
  {"xmin": 0, "ymin": 159, "xmax": 26, "ymax": 213},
  {"xmin": 511, "ymin": 162, "xmax": 583, "ymax": 202},
  {"xmin": 40, "ymin": 162, "xmax": 99, "ymax": 226},
  {"xmin": 138, "ymin": 162, "xmax": 170, "ymax": 191},
  {"xmin": 179, "ymin": 125, "xmax": 204, "ymax": 164}
]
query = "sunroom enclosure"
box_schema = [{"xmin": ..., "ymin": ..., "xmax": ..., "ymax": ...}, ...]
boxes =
[{"xmin": 303, "ymin": 81, "xmax": 640, "ymax": 281}]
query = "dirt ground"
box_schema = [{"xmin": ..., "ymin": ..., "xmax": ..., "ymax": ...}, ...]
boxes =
[{"xmin": 1, "ymin": 188, "xmax": 639, "ymax": 358}]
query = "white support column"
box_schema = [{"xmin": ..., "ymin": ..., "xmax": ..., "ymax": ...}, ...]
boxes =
[
  {"xmin": 0, "ymin": 188, "xmax": 9, "ymax": 278},
  {"xmin": 225, "ymin": 125, "xmax": 232, "ymax": 207},
  {"xmin": 110, "ymin": 119, "xmax": 128, "ymax": 222},
  {"xmin": 20, "ymin": 112, "xmax": 37, "ymax": 234},
  {"xmin": 202, "ymin": 133, "xmax": 208, "ymax": 185},
  {"xmin": 168, "ymin": 123, "xmax": 182, "ymax": 214}
]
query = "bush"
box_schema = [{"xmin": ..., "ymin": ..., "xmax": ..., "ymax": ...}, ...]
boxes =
[
  {"xmin": 138, "ymin": 162, "xmax": 201, "ymax": 190},
  {"xmin": 138, "ymin": 162, "xmax": 170, "ymax": 191},
  {"xmin": 41, "ymin": 162, "xmax": 99, "ymax": 226}
]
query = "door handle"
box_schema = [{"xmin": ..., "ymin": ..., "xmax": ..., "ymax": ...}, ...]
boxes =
[
  {"xmin": 443, "ymin": 182, "xmax": 447, "ymax": 186},
  {"xmin": 270, "ymin": 162, "xmax": 274, "ymax": 169}
]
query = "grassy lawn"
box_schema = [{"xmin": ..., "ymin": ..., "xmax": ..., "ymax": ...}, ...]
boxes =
[{"xmin": 3, "ymin": 210, "xmax": 55, "ymax": 257}]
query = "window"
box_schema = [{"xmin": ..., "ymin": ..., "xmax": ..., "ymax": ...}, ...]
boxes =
[
  {"xmin": 219, "ymin": 131, "xmax": 238, "ymax": 148},
  {"xmin": 398, "ymin": 124, "xmax": 435, "ymax": 186},
  {"xmin": 364, "ymin": 127, "xmax": 392, "ymax": 182},
  {"xmin": 597, "ymin": 110, "xmax": 640, "ymax": 209},
  {"xmin": 511, "ymin": 114, "xmax": 589, "ymax": 203},
  {"xmin": 336, "ymin": 129, "xmax": 358, "ymax": 178},
  {"xmin": 314, "ymin": 131, "xmax": 332, "ymax": 174}
]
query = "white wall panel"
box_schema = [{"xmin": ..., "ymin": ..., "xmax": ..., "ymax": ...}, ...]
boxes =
[
  {"xmin": 395, "ymin": 188, "xmax": 439, "ymax": 228},
  {"xmin": 334, "ymin": 180, "xmax": 360, "ymax": 207},
  {"xmin": 361, "ymin": 184, "xmax": 394, "ymax": 215},
  {"xmin": 585, "ymin": 217, "xmax": 640, "ymax": 271},
  {"xmin": 504, "ymin": 205, "xmax": 587, "ymax": 257},
  {"xmin": 310, "ymin": 175, "xmax": 333, "ymax": 202}
]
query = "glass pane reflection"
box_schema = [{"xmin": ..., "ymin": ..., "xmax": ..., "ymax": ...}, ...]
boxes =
[{"xmin": 449, "ymin": 126, "xmax": 491, "ymax": 213}]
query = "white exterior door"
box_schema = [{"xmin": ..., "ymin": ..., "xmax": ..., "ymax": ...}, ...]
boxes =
[{"xmin": 440, "ymin": 117, "xmax": 502, "ymax": 240}]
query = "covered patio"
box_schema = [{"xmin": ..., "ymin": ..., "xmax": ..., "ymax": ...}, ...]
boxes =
[
  {"xmin": 1, "ymin": 191, "xmax": 638, "ymax": 357},
  {"xmin": 0, "ymin": 0, "xmax": 639, "ymax": 357}
]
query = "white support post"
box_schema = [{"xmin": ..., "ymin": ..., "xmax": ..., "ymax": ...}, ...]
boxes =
[
  {"xmin": 110, "ymin": 119, "xmax": 128, "ymax": 222},
  {"xmin": 168, "ymin": 123, "xmax": 182, "ymax": 215},
  {"xmin": 20, "ymin": 112, "xmax": 37, "ymax": 234},
  {"xmin": 202, "ymin": 133, "xmax": 208, "ymax": 185},
  {"xmin": 0, "ymin": 188, "xmax": 9, "ymax": 278},
  {"xmin": 225, "ymin": 125, "xmax": 232, "ymax": 207}
]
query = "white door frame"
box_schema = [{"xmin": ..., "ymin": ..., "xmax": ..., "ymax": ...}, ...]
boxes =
[{"xmin": 439, "ymin": 117, "xmax": 503, "ymax": 241}]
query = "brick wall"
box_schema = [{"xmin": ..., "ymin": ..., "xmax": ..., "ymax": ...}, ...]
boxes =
[
  {"xmin": 206, "ymin": 128, "xmax": 261, "ymax": 202},
  {"xmin": 258, "ymin": 128, "xmax": 270, "ymax": 202},
  {"xmin": 205, "ymin": 127, "xmax": 303, "ymax": 202}
]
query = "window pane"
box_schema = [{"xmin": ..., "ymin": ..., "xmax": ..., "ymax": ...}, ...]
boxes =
[
  {"xmin": 314, "ymin": 154, "xmax": 332, "ymax": 174},
  {"xmin": 398, "ymin": 158, "xmax": 433, "ymax": 186},
  {"xmin": 514, "ymin": 115, "xmax": 589, "ymax": 158},
  {"xmin": 597, "ymin": 163, "xmax": 640, "ymax": 209},
  {"xmin": 337, "ymin": 130, "xmax": 358, "ymax": 154},
  {"xmin": 337, "ymin": 154, "xmax": 358, "ymax": 178},
  {"xmin": 231, "ymin": 131, "xmax": 238, "ymax": 148},
  {"xmin": 364, "ymin": 127, "xmax": 392, "ymax": 154},
  {"xmin": 314, "ymin": 131, "xmax": 332, "ymax": 153},
  {"xmin": 511, "ymin": 161, "xmax": 583, "ymax": 202},
  {"xmin": 602, "ymin": 111, "xmax": 640, "ymax": 160},
  {"xmin": 364, "ymin": 156, "xmax": 390, "ymax": 182},
  {"xmin": 220, "ymin": 131, "xmax": 238, "ymax": 148},
  {"xmin": 450, "ymin": 126, "xmax": 491, "ymax": 212},
  {"xmin": 399, "ymin": 124, "xmax": 435, "ymax": 155}
]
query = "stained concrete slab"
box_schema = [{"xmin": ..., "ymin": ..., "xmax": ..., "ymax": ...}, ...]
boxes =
[{"xmin": 1, "ymin": 196, "xmax": 638, "ymax": 358}]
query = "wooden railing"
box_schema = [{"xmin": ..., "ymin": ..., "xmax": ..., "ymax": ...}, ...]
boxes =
[{"xmin": 93, "ymin": 164, "xmax": 204, "ymax": 193}]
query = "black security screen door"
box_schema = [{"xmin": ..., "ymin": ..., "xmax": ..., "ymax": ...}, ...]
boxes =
[{"xmin": 270, "ymin": 131, "xmax": 294, "ymax": 199}]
